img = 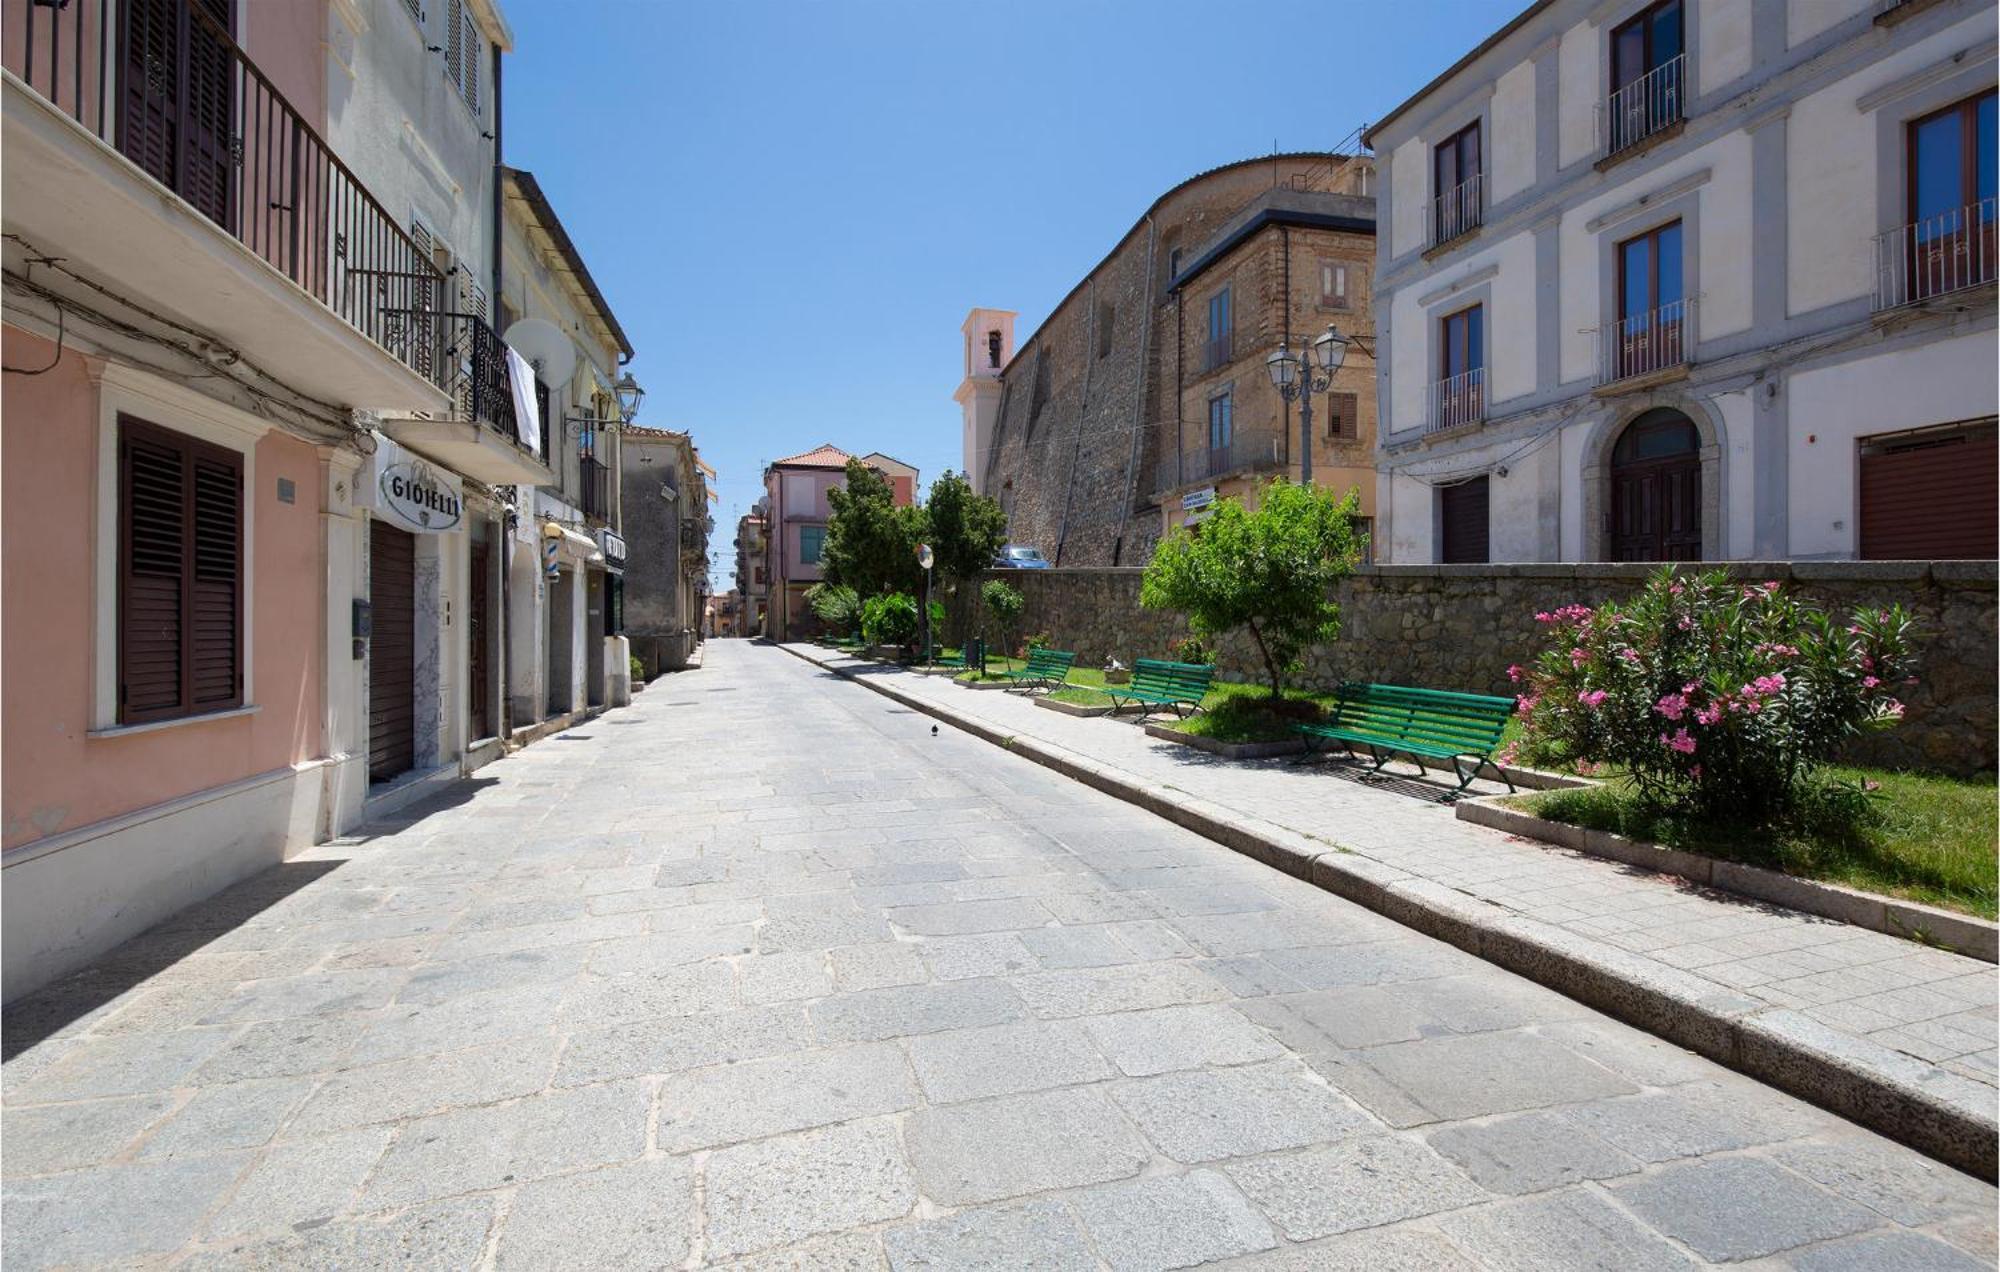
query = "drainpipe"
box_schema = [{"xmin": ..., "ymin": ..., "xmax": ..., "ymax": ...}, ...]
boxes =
[
  {"xmin": 490, "ymin": 48, "xmax": 513, "ymax": 739},
  {"xmin": 1281, "ymin": 224, "xmax": 1292, "ymax": 470},
  {"xmin": 1112, "ymin": 214, "xmax": 1158, "ymax": 566}
]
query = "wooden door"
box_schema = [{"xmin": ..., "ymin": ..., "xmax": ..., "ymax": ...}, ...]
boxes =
[
  {"xmin": 468, "ymin": 539, "xmax": 491, "ymax": 740},
  {"xmin": 368, "ymin": 521, "xmax": 416, "ymax": 783},
  {"xmin": 1439, "ymin": 477, "xmax": 1490, "ymax": 563},
  {"xmin": 119, "ymin": 0, "xmax": 235, "ymax": 229}
]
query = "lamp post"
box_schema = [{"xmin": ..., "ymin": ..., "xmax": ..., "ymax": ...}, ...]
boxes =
[
  {"xmin": 917, "ymin": 543, "xmax": 935, "ymax": 666},
  {"xmin": 1265, "ymin": 324, "xmax": 1350, "ymax": 487},
  {"xmin": 614, "ymin": 371, "xmax": 646, "ymax": 424}
]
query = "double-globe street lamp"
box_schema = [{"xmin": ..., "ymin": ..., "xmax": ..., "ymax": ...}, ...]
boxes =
[{"xmin": 1265, "ymin": 324, "xmax": 1350, "ymax": 487}]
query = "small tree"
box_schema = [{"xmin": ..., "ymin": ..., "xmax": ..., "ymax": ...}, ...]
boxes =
[
  {"xmin": 982, "ymin": 578, "xmax": 1025, "ymax": 657},
  {"xmin": 925, "ymin": 470, "xmax": 1008, "ymax": 637},
  {"xmin": 805, "ymin": 582, "xmax": 861, "ymax": 638},
  {"xmin": 824, "ymin": 459, "xmax": 925, "ymax": 597},
  {"xmin": 860, "ymin": 592, "xmax": 921, "ymax": 652},
  {"xmin": 1140, "ymin": 480, "xmax": 1365, "ymax": 699}
]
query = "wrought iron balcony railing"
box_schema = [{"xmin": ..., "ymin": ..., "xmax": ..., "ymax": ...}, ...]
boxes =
[
  {"xmin": 580, "ymin": 457, "xmax": 611, "ymax": 523},
  {"xmin": 7, "ymin": 0, "xmax": 447, "ymax": 391},
  {"xmin": 1599, "ymin": 54, "xmax": 1686, "ymax": 157},
  {"xmin": 1427, "ymin": 367, "xmax": 1486, "ymax": 433},
  {"xmin": 378, "ymin": 309, "xmax": 528, "ymax": 451},
  {"xmin": 1874, "ymin": 198, "xmax": 1997, "ymax": 311},
  {"xmin": 1200, "ymin": 331, "xmax": 1235, "ymax": 373},
  {"xmin": 1426, "ymin": 172, "xmax": 1485, "ymax": 249},
  {"xmin": 1155, "ymin": 428, "xmax": 1286, "ymax": 494},
  {"xmin": 1598, "ymin": 297, "xmax": 1695, "ymax": 386}
]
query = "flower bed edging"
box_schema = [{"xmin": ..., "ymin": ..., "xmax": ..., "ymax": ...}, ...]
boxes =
[
  {"xmin": 1142, "ymin": 722, "xmax": 1307, "ymax": 760},
  {"xmin": 1036, "ymin": 697, "xmax": 1111, "ymax": 718},
  {"xmin": 1456, "ymin": 795, "xmax": 1998, "ymax": 963}
]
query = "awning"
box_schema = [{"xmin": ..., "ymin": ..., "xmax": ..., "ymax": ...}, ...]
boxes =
[{"xmin": 542, "ymin": 521, "xmax": 603, "ymax": 564}]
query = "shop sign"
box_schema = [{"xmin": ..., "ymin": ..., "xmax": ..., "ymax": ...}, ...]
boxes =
[
  {"xmin": 378, "ymin": 460, "xmax": 462, "ymax": 532},
  {"xmin": 597, "ymin": 528, "xmax": 627, "ymax": 565},
  {"xmin": 1181, "ymin": 486, "xmax": 1216, "ymax": 513}
]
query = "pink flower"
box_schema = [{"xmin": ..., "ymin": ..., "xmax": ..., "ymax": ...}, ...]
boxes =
[
  {"xmin": 1862, "ymin": 779, "xmax": 1881, "ymax": 792},
  {"xmin": 1694, "ymin": 704, "xmax": 1722, "ymax": 726},
  {"xmin": 1575, "ymin": 760, "xmax": 1600, "ymax": 777},
  {"xmin": 1534, "ymin": 611, "xmax": 1555, "ymax": 624},
  {"xmin": 1496, "ymin": 743, "xmax": 1521, "ymax": 766},
  {"xmin": 1517, "ymin": 693, "xmax": 1541, "ymax": 713},
  {"xmin": 1862, "ymin": 676, "xmax": 1880, "ymax": 688},
  {"xmin": 1617, "ymin": 648, "xmax": 1641, "ymax": 664},
  {"xmin": 1689, "ymin": 764, "xmax": 1702, "ymax": 780},
  {"xmin": 1882, "ymin": 699, "xmax": 1905, "ymax": 720},
  {"xmin": 1506, "ymin": 664, "xmax": 1526, "ymax": 683},
  {"xmin": 1655, "ymin": 693, "xmax": 1688, "ymax": 721},
  {"xmin": 1578, "ymin": 689, "xmax": 1608, "ymax": 709},
  {"xmin": 1660, "ymin": 729, "xmax": 1697, "ymax": 755},
  {"xmin": 1765, "ymin": 581, "xmax": 1780, "ymax": 592},
  {"xmin": 1569, "ymin": 647, "xmax": 1589, "ymax": 668}
]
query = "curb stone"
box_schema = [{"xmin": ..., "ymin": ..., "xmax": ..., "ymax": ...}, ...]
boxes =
[{"xmin": 780, "ymin": 642, "xmax": 1999, "ymax": 1180}]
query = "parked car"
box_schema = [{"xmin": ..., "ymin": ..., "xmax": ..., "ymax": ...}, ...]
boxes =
[{"xmin": 992, "ymin": 544, "xmax": 1053, "ymax": 569}]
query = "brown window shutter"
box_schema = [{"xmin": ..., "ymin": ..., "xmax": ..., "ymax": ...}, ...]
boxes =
[
  {"xmin": 445, "ymin": 0, "xmax": 465, "ymax": 96},
  {"xmin": 189, "ymin": 449, "xmax": 243, "ymax": 710},
  {"xmin": 460, "ymin": 7, "xmax": 480, "ymax": 111},
  {"xmin": 1325, "ymin": 391, "xmax": 1359, "ymax": 440},
  {"xmin": 120, "ymin": 426, "xmax": 188, "ymax": 722},
  {"xmin": 118, "ymin": 417, "xmax": 243, "ymax": 724}
]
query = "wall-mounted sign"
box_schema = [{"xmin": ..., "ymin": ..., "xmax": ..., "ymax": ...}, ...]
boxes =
[
  {"xmin": 1181, "ymin": 486, "xmax": 1216, "ymax": 513},
  {"xmin": 378, "ymin": 460, "xmax": 463, "ymax": 532},
  {"xmin": 357, "ymin": 435, "xmax": 466, "ymax": 535},
  {"xmin": 597, "ymin": 528, "xmax": 627, "ymax": 565}
]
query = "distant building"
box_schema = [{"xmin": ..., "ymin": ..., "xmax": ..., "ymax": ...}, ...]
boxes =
[
  {"xmin": 1365, "ymin": 0, "xmax": 1996, "ymax": 563},
  {"xmin": 959, "ymin": 152, "xmax": 1378, "ymax": 566},
  {"xmin": 763, "ymin": 445, "xmax": 918, "ymax": 641},
  {"xmin": 734, "ymin": 505, "xmax": 771, "ymax": 636},
  {"xmin": 620, "ymin": 429, "xmax": 714, "ymax": 674}
]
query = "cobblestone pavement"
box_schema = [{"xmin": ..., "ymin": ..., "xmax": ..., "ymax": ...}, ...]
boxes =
[
  {"xmin": 3, "ymin": 641, "xmax": 1994, "ymax": 1270},
  {"xmin": 793, "ymin": 645, "xmax": 2000, "ymax": 1106}
]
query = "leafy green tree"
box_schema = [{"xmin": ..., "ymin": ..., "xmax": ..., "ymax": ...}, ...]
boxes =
[
  {"xmin": 860, "ymin": 592, "xmax": 921, "ymax": 651},
  {"xmin": 804, "ymin": 582, "xmax": 861, "ymax": 637},
  {"xmin": 823, "ymin": 459, "xmax": 925, "ymax": 597},
  {"xmin": 981, "ymin": 578, "xmax": 1025, "ymax": 657},
  {"xmin": 923, "ymin": 470, "xmax": 1009, "ymax": 641},
  {"xmin": 1140, "ymin": 480, "xmax": 1366, "ymax": 698}
]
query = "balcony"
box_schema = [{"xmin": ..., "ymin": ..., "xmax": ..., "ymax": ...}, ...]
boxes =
[
  {"xmin": 3, "ymin": 0, "xmax": 451, "ymax": 414},
  {"xmin": 1597, "ymin": 298, "xmax": 1695, "ymax": 389},
  {"xmin": 1874, "ymin": 199, "xmax": 1996, "ymax": 312},
  {"xmin": 375, "ymin": 311, "xmax": 550, "ymax": 486},
  {"xmin": 1200, "ymin": 331, "xmax": 1234, "ymax": 373},
  {"xmin": 1427, "ymin": 368, "xmax": 1486, "ymax": 433},
  {"xmin": 1598, "ymin": 54, "xmax": 1686, "ymax": 162},
  {"xmin": 580, "ymin": 457, "xmax": 612, "ymax": 524},
  {"xmin": 1155, "ymin": 427, "xmax": 1286, "ymax": 494},
  {"xmin": 1425, "ymin": 173, "xmax": 1485, "ymax": 252}
]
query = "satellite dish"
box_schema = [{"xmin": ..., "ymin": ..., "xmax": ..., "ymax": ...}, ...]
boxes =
[{"xmin": 502, "ymin": 318, "xmax": 577, "ymax": 391}]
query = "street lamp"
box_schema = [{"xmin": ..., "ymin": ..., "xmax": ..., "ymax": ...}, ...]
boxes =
[
  {"xmin": 1266, "ymin": 324, "xmax": 1350, "ymax": 486},
  {"xmin": 614, "ymin": 371, "xmax": 645, "ymax": 423},
  {"xmin": 916, "ymin": 542, "xmax": 935, "ymax": 666}
]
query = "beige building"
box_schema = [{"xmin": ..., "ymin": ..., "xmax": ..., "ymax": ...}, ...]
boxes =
[
  {"xmin": 958, "ymin": 151, "xmax": 1378, "ymax": 566},
  {"xmin": 620, "ymin": 428, "xmax": 715, "ymax": 674},
  {"xmin": 735, "ymin": 507, "xmax": 771, "ymax": 636}
]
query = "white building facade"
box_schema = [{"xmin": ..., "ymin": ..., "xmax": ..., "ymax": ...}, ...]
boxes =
[{"xmin": 1368, "ymin": 0, "xmax": 1997, "ymax": 565}]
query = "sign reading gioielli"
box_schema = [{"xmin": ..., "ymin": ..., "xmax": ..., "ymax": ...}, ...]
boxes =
[{"xmin": 378, "ymin": 461, "xmax": 463, "ymax": 532}]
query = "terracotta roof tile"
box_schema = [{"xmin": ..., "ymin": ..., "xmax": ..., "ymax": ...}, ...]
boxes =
[{"xmin": 770, "ymin": 443, "xmax": 852, "ymax": 469}]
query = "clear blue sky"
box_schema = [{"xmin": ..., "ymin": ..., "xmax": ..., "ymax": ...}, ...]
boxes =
[{"xmin": 502, "ymin": 0, "xmax": 1509, "ymax": 591}]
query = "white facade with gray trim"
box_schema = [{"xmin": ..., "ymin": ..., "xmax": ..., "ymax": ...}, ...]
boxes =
[{"xmin": 1367, "ymin": 0, "xmax": 1997, "ymax": 564}]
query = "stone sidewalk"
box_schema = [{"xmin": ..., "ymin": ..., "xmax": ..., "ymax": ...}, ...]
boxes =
[
  {"xmin": 785, "ymin": 644, "xmax": 1998, "ymax": 1173},
  {"xmin": 2, "ymin": 641, "xmax": 1993, "ymax": 1269}
]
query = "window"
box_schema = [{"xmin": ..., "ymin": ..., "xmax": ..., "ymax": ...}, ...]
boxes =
[
  {"xmin": 118, "ymin": 417, "xmax": 243, "ymax": 724},
  {"xmin": 1901, "ymin": 91, "xmax": 1998, "ymax": 303},
  {"xmin": 1439, "ymin": 477, "xmax": 1490, "ymax": 564},
  {"xmin": 1608, "ymin": 0, "xmax": 1684, "ymax": 154},
  {"xmin": 444, "ymin": 0, "xmax": 480, "ymax": 113},
  {"xmin": 1325, "ymin": 391, "xmax": 1359, "ymax": 440},
  {"xmin": 1436, "ymin": 305, "xmax": 1484, "ymax": 430},
  {"xmin": 1431, "ymin": 122, "xmax": 1483, "ymax": 245},
  {"xmin": 1168, "ymin": 248, "xmax": 1183, "ymax": 280},
  {"xmin": 1204, "ymin": 286, "xmax": 1233, "ymax": 371},
  {"xmin": 986, "ymin": 331, "xmax": 1002, "ymax": 368},
  {"xmin": 1319, "ymin": 260, "xmax": 1350, "ymax": 309},
  {"xmin": 1612, "ymin": 220, "xmax": 1685, "ymax": 380},
  {"xmin": 1207, "ymin": 391, "xmax": 1233, "ymax": 453},
  {"xmin": 799, "ymin": 525, "xmax": 825, "ymax": 565}
]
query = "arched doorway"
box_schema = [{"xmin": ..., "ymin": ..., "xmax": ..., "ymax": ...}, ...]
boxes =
[{"xmin": 1609, "ymin": 408, "xmax": 1702, "ymax": 561}]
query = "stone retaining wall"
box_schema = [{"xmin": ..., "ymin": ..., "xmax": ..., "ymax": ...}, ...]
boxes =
[{"xmin": 951, "ymin": 563, "xmax": 1996, "ymax": 776}]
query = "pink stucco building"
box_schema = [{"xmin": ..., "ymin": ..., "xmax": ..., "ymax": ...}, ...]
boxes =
[{"xmin": 762, "ymin": 444, "xmax": 918, "ymax": 640}]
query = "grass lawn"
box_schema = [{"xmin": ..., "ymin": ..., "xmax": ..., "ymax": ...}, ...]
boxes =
[
  {"xmin": 954, "ymin": 659, "xmax": 1338, "ymax": 740},
  {"xmin": 1512, "ymin": 767, "xmax": 1998, "ymax": 919}
]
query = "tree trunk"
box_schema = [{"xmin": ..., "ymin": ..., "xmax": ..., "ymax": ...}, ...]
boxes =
[{"xmin": 1244, "ymin": 620, "xmax": 1283, "ymax": 699}]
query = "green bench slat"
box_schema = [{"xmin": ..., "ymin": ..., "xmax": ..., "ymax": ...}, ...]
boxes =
[
  {"xmin": 1105, "ymin": 658, "xmax": 1214, "ymax": 715},
  {"xmin": 998, "ymin": 649, "xmax": 1077, "ymax": 687}
]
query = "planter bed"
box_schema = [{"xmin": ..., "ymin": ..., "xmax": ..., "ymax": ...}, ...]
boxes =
[
  {"xmin": 1458, "ymin": 795, "xmax": 1999, "ymax": 962},
  {"xmin": 1036, "ymin": 696, "xmax": 1111, "ymax": 718},
  {"xmin": 1143, "ymin": 722, "xmax": 1307, "ymax": 760}
]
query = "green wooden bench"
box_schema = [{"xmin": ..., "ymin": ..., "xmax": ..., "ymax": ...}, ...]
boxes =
[
  {"xmin": 1102, "ymin": 658, "xmax": 1215, "ymax": 719},
  {"xmin": 997, "ymin": 647, "xmax": 1076, "ymax": 693},
  {"xmin": 1296, "ymin": 682, "xmax": 1516, "ymax": 793},
  {"xmin": 919, "ymin": 638, "xmax": 984, "ymax": 672}
]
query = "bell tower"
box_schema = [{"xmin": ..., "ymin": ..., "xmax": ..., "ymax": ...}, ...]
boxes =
[{"xmin": 955, "ymin": 308, "xmax": 1015, "ymax": 495}]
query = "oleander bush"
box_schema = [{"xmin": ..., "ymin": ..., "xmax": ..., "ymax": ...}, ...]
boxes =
[{"xmin": 1508, "ymin": 567, "xmax": 1918, "ymax": 820}]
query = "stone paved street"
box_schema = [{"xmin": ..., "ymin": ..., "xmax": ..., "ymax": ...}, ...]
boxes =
[
  {"xmin": 790, "ymin": 644, "xmax": 2000, "ymax": 1106},
  {"xmin": 3, "ymin": 641, "xmax": 1995, "ymax": 1270}
]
